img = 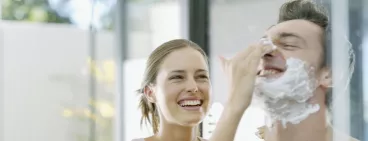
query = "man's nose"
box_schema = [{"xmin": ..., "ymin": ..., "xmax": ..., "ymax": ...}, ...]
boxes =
[{"xmin": 262, "ymin": 49, "xmax": 282, "ymax": 60}]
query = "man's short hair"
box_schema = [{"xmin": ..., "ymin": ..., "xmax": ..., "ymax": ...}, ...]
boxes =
[{"xmin": 277, "ymin": 0, "xmax": 333, "ymax": 107}]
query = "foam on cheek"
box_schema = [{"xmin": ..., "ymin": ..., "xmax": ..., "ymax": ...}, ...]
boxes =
[
  {"xmin": 257, "ymin": 58, "xmax": 318, "ymax": 100},
  {"xmin": 253, "ymin": 58, "xmax": 321, "ymax": 128}
]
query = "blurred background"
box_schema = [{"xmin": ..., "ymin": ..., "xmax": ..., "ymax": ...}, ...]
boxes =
[{"xmin": 0, "ymin": 0, "xmax": 367, "ymax": 141}]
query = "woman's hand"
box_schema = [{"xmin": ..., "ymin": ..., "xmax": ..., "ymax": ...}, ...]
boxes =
[
  {"xmin": 256, "ymin": 125, "xmax": 266, "ymax": 140},
  {"xmin": 220, "ymin": 44, "xmax": 274, "ymax": 112}
]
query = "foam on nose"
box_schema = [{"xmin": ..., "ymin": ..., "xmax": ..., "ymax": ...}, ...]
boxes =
[{"xmin": 260, "ymin": 37, "xmax": 277, "ymax": 50}]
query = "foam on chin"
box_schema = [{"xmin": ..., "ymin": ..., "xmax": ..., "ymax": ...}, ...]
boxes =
[{"xmin": 253, "ymin": 58, "xmax": 320, "ymax": 128}]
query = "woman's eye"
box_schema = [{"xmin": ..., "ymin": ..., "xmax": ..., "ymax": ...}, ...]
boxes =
[
  {"xmin": 285, "ymin": 45, "xmax": 296, "ymax": 47},
  {"xmin": 198, "ymin": 75, "xmax": 209, "ymax": 79},
  {"xmin": 169, "ymin": 75, "xmax": 183, "ymax": 80}
]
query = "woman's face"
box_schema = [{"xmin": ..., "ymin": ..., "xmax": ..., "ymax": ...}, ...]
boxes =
[{"xmin": 148, "ymin": 47, "xmax": 211, "ymax": 126}]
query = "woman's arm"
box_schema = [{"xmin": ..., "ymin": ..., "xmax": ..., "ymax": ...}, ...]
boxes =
[
  {"xmin": 208, "ymin": 44, "xmax": 274, "ymax": 141},
  {"xmin": 208, "ymin": 105, "xmax": 246, "ymax": 141}
]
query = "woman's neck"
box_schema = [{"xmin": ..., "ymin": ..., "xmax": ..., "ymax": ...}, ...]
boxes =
[{"xmin": 155, "ymin": 120, "xmax": 199, "ymax": 141}]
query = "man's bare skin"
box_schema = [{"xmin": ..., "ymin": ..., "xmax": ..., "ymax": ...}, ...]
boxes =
[
  {"xmin": 256, "ymin": 125, "xmax": 359, "ymax": 141},
  {"xmin": 251, "ymin": 1, "xmax": 359, "ymax": 141}
]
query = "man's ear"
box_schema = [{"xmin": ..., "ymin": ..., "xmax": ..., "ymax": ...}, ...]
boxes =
[
  {"xmin": 319, "ymin": 67, "xmax": 332, "ymax": 89},
  {"xmin": 144, "ymin": 85, "xmax": 156, "ymax": 103}
]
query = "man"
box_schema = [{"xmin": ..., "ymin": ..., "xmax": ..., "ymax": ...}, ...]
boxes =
[{"xmin": 253, "ymin": 0, "xmax": 358, "ymax": 141}]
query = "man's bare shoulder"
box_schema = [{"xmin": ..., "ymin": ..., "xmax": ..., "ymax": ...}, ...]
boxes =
[
  {"xmin": 330, "ymin": 127, "xmax": 360, "ymax": 141},
  {"xmin": 255, "ymin": 125, "xmax": 360, "ymax": 141},
  {"xmin": 332, "ymin": 135, "xmax": 359, "ymax": 141},
  {"xmin": 344, "ymin": 135, "xmax": 359, "ymax": 141},
  {"xmin": 351, "ymin": 137, "xmax": 359, "ymax": 141}
]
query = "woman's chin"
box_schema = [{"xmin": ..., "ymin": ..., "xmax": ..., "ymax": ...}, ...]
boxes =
[{"xmin": 178, "ymin": 116, "xmax": 205, "ymax": 127}]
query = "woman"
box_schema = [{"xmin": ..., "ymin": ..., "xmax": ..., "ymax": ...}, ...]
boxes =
[{"xmin": 133, "ymin": 39, "xmax": 273, "ymax": 141}]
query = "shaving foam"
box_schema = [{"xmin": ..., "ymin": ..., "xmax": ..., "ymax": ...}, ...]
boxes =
[
  {"xmin": 253, "ymin": 58, "xmax": 320, "ymax": 128},
  {"xmin": 260, "ymin": 37, "xmax": 277, "ymax": 50}
]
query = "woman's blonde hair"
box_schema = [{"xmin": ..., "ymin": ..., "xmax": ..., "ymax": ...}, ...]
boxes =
[{"xmin": 136, "ymin": 39, "xmax": 208, "ymax": 134}]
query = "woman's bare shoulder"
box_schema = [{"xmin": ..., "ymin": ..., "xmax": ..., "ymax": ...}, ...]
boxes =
[{"xmin": 132, "ymin": 136, "xmax": 155, "ymax": 141}]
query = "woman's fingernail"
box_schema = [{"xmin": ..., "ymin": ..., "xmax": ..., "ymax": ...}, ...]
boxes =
[{"xmin": 255, "ymin": 132, "xmax": 264, "ymax": 139}]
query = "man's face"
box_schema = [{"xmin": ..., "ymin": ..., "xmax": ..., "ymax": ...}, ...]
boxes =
[
  {"xmin": 253, "ymin": 19, "xmax": 331, "ymax": 126},
  {"xmin": 262, "ymin": 19, "xmax": 326, "ymax": 78}
]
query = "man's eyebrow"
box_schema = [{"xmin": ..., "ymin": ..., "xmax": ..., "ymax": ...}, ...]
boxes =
[{"xmin": 278, "ymin": 32, "xmax": 306, "ymax": 43}]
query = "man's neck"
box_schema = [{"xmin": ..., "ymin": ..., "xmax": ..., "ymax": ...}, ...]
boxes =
[{"xmin": 264, "ymin": 108, "xmax": 328, "ymax": 141}]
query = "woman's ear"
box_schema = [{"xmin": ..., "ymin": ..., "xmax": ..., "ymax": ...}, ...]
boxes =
[
  {"xmin": 319, "ymin": 67, "xmax": 332, "ymax": 89},
  {"xmin": 144, "ymin": 85, "xmax": 156, "ymax": 103}
]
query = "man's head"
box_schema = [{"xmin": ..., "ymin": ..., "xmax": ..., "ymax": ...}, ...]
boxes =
[
  {"xmin": 262, "ymin": 0, "xmax": 332, "ymax": 105},
  {"xmin": 276, "ymin": 0, "xmax": 330, "ymax": 68},
  {"xmin": 253, "ymin": 0, "xmax": 336, "ymax": 126}
]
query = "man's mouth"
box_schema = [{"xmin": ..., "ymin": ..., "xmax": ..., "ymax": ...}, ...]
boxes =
[
  {"xmin": 177, "ymin": 99, "xmax": 203, "ymax": 111},
  {"xmin": 257, "ymin": 68, "xmax": 285, "ymax": 78}
]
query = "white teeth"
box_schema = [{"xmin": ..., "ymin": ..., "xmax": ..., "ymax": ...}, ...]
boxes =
[
  {"xmin": 261, "ymin": 69, "xmax": 278, "ymax": 75},
  {"xmin": 180, "ymin": 100, "xmax": 201, "ymax": 106}
]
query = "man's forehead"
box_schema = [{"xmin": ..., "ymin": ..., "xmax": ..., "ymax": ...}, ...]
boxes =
[{"xmin": 264, "ymin": 19, "xmax": 323, "ymax": 40}]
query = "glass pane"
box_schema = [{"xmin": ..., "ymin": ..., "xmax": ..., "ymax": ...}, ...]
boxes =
[
  {"xmin": 126, "ymin": 0, "xmax": 186, "ymax": 59},
  {"xmin": 2, "ymin": 2, "xmax": 116, "ymax": 141},
  {"xmin": 123, "ymin": 0, "xmax": 186, "ymax": 140},
  {"xmin": 87, "ymin": 32, "xmax": 116, "ymax": 141},
  {"xmin": 365, "ymin": 24, "xmax": 368, "ymax": 139},
  {"xmin": 208, "ymin": 0, "xmax": 367, "ymax": 140},
  {"xmin": 208, "ymin": 1, "xmax": 285, "ymax": 140},
  {"xmin": 362, "ymin": 0, "xmax": 368, "ymax": 139}
]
